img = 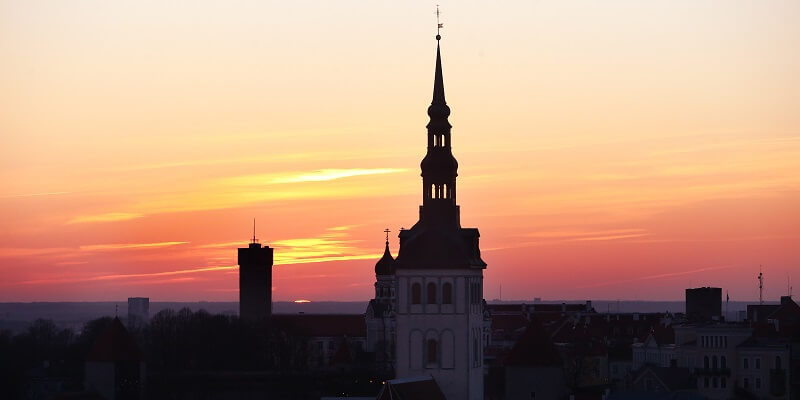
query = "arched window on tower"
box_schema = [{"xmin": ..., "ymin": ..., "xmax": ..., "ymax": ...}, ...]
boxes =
[
  {"xmin": 712, "ymin": 355, "xmax": 718, "ymax": 369},
  {"xmin": 442, "ymin": 135, "xmax": 446, "ymax": 147},
  {"xmin": 721, "ymin": 356, "xmax": 727, "ymax": 369},
  {"xmin": 427, "ymin": 282, "xmax": 437, "ymax": 304},
  {"xmin": 443, "ymin": 184, "xmax": 448, "ymax": 199},
  {"xmin": 704, "ymin": 356, "xmax": 709, "ymax": 369},
  {"xmin": 442, "ymin": 283, "xmax": 452, "ymax": 304},
  {"xmin": 427, "ymin": 339, "xmax": 438, "ymax": 365},
  {"xmin": 411, "ymin": 283, "xmax": 421, "ymax": 304}
]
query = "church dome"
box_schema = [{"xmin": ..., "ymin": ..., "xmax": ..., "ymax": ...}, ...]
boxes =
[{"xmin": 374, "ymin": 241, "xmax": 395, "ymax": 275}]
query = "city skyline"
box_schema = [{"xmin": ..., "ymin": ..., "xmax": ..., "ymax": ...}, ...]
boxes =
[{"xmin": 2, "ymin": 1, "xmax": 799, "ymax": 302}]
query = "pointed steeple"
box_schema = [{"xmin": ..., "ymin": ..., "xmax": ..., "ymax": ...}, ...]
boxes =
[
  {"xmin": 427, "ymin": 37, "xmax": 451, "ymax": 121},
  {"xmin": 421, "ymin": 33, "xmax": 458, "ymax": 226},
  {"xmin": 432, "ymin": 41, "xmax": 446, "ymax": 106}
]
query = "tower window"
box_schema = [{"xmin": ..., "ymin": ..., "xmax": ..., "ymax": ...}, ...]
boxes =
[
  {"xmin": 427, "ymin": 282, "xmax": 437, "ymax": 304},
  {"xmin": 411, "ymin": 283, "xmax": 421, "ymax": 304},
  {"xmin": 776, "ymin": 356, "xmax": 782, "ymax": 370},
  {"xmin": 442, "ymin": 283, "xmax": 452, "ymax": 304},
  {"xmin": 427, "ymin": 339, "xmax": 438, "ymax": 364}
]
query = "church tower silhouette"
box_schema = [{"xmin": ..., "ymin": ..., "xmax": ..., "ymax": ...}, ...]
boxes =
[{"xmin": 389, "ymin": 32, "xmax": 488, "ymax": 400}]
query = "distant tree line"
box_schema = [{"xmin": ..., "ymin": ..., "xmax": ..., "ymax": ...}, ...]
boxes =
[{"xmin": 0, "ymin": 308, "xmax": 383, "ymax": 399}]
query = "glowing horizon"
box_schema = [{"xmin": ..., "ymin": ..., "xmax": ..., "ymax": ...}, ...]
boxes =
[{"xmin": 1, "ymin": 1, "xmax": 798, "ymax": 302}]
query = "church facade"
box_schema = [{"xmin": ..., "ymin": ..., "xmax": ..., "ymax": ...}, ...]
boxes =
[{"xmin": 366, "ymin": 33, "xmax": 488, "ymax": 400}]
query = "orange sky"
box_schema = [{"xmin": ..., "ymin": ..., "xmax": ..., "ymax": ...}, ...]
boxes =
[{"xmin": 1, "ymin": 1, "xmax": 799, "ymax": 302}]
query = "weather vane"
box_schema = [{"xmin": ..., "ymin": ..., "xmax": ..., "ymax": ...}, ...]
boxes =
[{"xmin": 436, "ymin": 5, "xmax": 443, "ymax": 39}]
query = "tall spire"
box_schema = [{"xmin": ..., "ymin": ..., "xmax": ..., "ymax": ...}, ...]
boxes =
[
  {"xmin": 421, "ymin": 27, "xmax": 459, "ymax": 226},
  {"xmin": 432, "ymin": 42, "xmax": 446, "ymax": 106}
]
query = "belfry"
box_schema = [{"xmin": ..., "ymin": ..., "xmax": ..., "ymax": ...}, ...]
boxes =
[{"xmin": 368, "ymin": 29, "xmax": 488, "ymax": 400}]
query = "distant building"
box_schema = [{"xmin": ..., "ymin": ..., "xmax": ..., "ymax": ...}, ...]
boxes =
[
  {"xmin": 376, "ymin": 376, "xmax": 448, "ymax": 400},
  {"xmin": 503, "ymin": 318, "xmax": 569, "ymax": 400},
  {"xmin": 685, "ymin": 287, "xmax": 722, "ymax": 321},
  {"xmin": 84, "ymin": 317, "xmax": 145, "ymax": 400},
  {"xmin": 270, "ymin": 314, "xmax": 367, "ymax": 370},
  {"xmin": 238, "ymin": 236, "xmax": 273, "ymax": 321},
  {"xmin": 127, "ymin": 297, "xmax": 149, "ymax": 329}
]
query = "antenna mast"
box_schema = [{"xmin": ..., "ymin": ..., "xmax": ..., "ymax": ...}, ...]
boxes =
[
  {"xmin": 251, "ymin": 218, "xmax": 258, "ymax": 244},
  {"xmin": 758, "ymin": 267, "xmax": 764, "ymax": 305}
]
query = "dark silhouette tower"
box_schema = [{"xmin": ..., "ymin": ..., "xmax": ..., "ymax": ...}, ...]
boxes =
[
  {"xmin": 391, "ymin": 28, "xmax": 487, "ymax": 400},
  {"xmin": 420, "ymin": 38, "xmax": 460, "ymax": 227},
  {"xmin": 238, "ymin": 221, "xmax": 273, "ymax": 321}
]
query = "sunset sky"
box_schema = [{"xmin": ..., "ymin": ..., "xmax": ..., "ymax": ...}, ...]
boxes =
[{"xmin": 1, "ymin": 1, "xmax": 798, "ymax": 302}]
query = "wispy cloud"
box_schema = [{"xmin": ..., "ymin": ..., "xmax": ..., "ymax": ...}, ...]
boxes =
[
  {"xmin": 576, "ymin": 265, "xmax": 737, "ymax": 289},
  {"xmin": 17, "ymin": 265, "xmax": 237, "ymax": 285},
  {"xmin": 225, "ymin": 168, "xmax": 406, "ymax": 186},
  {"xmin": 79, "ymin": 241, "xmax": 189, "ymax": 251},
  {"xmin": 0, "ymin": 191, "xmax": 71, "ymax": 199},
  {"xmin": 69, "ymin": 212, "xmax": 144, "ymax": 224},
  {"xmin": 523, "ymin": 228, "xmax": 647, "ymax": 239}
]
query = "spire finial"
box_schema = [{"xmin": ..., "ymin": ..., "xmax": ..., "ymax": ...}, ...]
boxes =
[
  {"xmin": 384, "ymin": 228, "xmax": 390, "ymax": 244},
  {"xmin": 251, "ymin": 218, "xmax": 259, "ymax": 244},
  {"xmin": 436, "ymin": 5, "xmax": 443, "ymax": 40}
]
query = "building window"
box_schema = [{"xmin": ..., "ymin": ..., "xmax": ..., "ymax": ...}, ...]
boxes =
[
  {"xmin": 743, "ymin": 378, "xmax": 749, "ymax": 389},
  {"xmin": 704, "ymin": 377, "xmax": 709, "ymax": 388},
  {"xmin": 442, "ymin": 283, "xmax": 452, "ymax": 304},
  {"xmin": 743, "ymin": 358, "xmax": 749, "ymax": 369},
  {"xmin": 427, "ymin": 282, "xmax": 437, "ymax": 304},
  {"xmin": 427, "ymin": 339, "xmax": 438, "ymax": 364},
  {"xmin": 755, "ymin": 378, "xmax": 761, "ymax": 389},
  {"xmin": 704, "ymin": 356, "xmax": 709, "ymax": 369},
  {"xmin": 712, "ymin": 356, "xmax": 718, "ymax": 369},
  {"xmin": 412, "ymin": 283, "xmax": 421, "ymax": 304},
  {"xmin": 755, "ymin": 358, "xmax": 760, "ymax": 369},
  {"xmin": 712, "ymin": 377, "xmax": 718, "ymax": 388},
  {"xmin": 721, "ymin": 356, "xmax": 726, "ymax": 369},
  {"xmin": 721, "ymin": 378, "xmax": 727, "ymax": 389},
  {"xmin": 776, "ymin": 356, "xmax": 782, "ymax": 370}
]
